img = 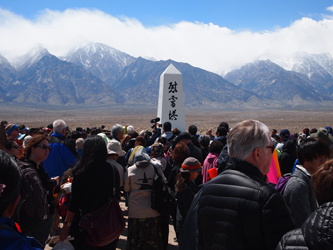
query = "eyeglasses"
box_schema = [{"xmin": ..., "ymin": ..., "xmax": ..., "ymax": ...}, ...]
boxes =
[
  {"xmin": 266, "ymin": 145, "xmax": 275, "ymax": 154},
  {"xmin": 36, "ymin": 145, "xmax": 52, "ymax": 151},
  {"xmin": 12, "ymin": 145, "xmax": 19, "ymax": 149}
]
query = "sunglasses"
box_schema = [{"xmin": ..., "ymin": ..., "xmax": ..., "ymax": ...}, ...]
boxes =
[
  {"xmin": 12, "ymin": 145, "xmax": 19, "ymax": 149},
  {"xmin": 36, "ymin": 145, "xmax": 52, "ymax": 151}
]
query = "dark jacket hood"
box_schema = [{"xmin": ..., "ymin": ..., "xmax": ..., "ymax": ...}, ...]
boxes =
[{"xmin": 282, "ymin": 140, "xmax": 296, "ymax": 154}]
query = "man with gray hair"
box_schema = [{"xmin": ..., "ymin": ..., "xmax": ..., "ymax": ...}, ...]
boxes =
[
  {"xmin": 111, "ymin": 123, "xmax": 124, "ymax": 142},
  {"xmin": 197, "ymin": 120, "xmax": 294, "ymax": 250},
  {"xmin": 111, "ymin": 123, "xmax": 126, "ymax": 168},
  {"xmin": 43, "ymin": 119, "xmax": 78, "ymax": 181}
]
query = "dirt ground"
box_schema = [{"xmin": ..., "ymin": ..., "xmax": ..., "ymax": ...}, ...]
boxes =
[{"xmin": 2, "ymin": 105, "xmax": 333, "ymax": 135}]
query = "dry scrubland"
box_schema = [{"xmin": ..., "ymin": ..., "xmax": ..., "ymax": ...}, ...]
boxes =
[{"xmin": 1, "ymin": 105, "xmax": 333, "ymax": 134}]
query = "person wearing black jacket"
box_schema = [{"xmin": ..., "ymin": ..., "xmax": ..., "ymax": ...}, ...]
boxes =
[
  {"xmin": 59, "ymin": 136, "xmax": 120, "ymax": 250},
  {"xmin": 276, "ymin": 202, "xmax": 333, "ymax": 250},
  {"xmin": 20, "ymin": 135, "xmax": 59, "ymax": 246},
  {"xmin": 197, "ymin": 120, "xmax": 295, "ymax": 250}
]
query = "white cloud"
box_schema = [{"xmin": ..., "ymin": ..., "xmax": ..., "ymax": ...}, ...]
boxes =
[
  {"xmin": 327, "ymin": 6, "xmax": 333, "ymax": 12},
  {"xmin": 0, "ymin": 8, "xmax": 333, "ymax": 74}
]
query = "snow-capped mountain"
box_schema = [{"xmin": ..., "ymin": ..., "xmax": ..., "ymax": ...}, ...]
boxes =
[
  {"xmin": 9, "ymin": 44, "xmax": 50, "ymax": 70},
  {"xmin": 64, "ymin": 43, "xmax": 136, "ymax": 81},
  {"xmin": 224, "ymin": 59, "xmax": 331, "ymax": 104},
  {"xmin": 272, "ymin": 52, "xmax": 333, "ymax": 92}
]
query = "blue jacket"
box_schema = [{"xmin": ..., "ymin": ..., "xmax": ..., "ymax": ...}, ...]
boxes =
[
  {"xmin": 43, "ymin": 133, "xmax": 78, "ymax": 180},
  {"xmin": 0, "ymin": 217, "xmax": 43, "ymax": 250}
]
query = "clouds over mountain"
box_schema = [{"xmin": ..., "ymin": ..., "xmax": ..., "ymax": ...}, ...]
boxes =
[{"xmin": 1, "ymin": 7, "xmax": 333, "ymax": 75}]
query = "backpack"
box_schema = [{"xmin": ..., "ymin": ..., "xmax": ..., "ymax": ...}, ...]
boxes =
[
  {"xmin": 14, "ymin": 162, "xmax": 49, "ymax": 231},
  {"xmin": 151, "ymin": 166, "xmax": 175, "ymax": 215},
  {"xmin": 275, "ymin": 173, "xmax": 292, "ymax": 195}
]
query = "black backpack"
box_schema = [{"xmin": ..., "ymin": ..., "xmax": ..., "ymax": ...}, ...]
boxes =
[
  {"xmin": 14, "ymin": 162, "xmax": 49, "ymax": 231},
  {"xmin": 151, "ymin": 166, "xmax": 175, "ymax": 215}
]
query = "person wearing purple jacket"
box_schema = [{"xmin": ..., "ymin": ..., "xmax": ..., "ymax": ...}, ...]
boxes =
[{"xmin": 202, "ymin": 141, "xmax": 223, "ymax": 183}]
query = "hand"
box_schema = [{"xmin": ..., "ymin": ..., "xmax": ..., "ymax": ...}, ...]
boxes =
[{"xmin": 52, "ymin": 176, "xmax": 60, "ymax": 185}]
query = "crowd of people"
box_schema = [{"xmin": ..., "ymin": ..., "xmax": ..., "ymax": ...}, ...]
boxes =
[{"xmin": 1, "ymin": 118, "xmax": 333, "ymax": 250}]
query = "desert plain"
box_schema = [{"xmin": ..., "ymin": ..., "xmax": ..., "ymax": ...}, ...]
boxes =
[{"xmin": 1, "ymin": 104, "xmax": 333, "ymax": 135}]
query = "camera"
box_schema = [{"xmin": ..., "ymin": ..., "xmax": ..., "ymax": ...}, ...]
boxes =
[{"xmin": 150, "ymin": 117, "xmax": 160, "ymax": 124}]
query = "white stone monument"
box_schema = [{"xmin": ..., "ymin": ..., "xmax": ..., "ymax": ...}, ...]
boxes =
[{"xmin": 157, "ymin": 64, "xmax": 186, "ymax": 132}]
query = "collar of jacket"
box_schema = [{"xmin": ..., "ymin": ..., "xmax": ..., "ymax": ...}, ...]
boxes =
[
  {"xmin": 51, "ymin": 132, "xmax": 65, "ymax": 138},
  {"xmin": 227, "ymin": 158, "xmax": 265, "ymax": 181}
]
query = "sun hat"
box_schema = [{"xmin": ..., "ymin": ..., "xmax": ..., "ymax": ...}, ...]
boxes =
[{"xmin": 107, "ymin": 140, "xmax": 126, "ymax": 156}]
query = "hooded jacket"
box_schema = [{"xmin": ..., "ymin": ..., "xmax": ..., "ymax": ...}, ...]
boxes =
[{"xmin": 278, "ymin": 140, "xmax": 297, "ymax": 175}]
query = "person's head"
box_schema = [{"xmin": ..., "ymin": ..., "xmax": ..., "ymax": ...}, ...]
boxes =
[
  {"xmin": 157, "ymin": 137, "xmax": 168, "ymax": 151},
  {"xmin": 216, "ymin": 125, "xmax": 228, "ymax": 137},
  {"xmin": 127, "ymin": 125, "xmax": 135, "ymax": 135},
  {"xmin": 297, "ymin": 137, "xmax": 332, "ymax": 175},
  {"xmin": 310, "ymin": 128, "xmax": 318, "ymax": 134},
  {"xmin": 5, "ymin": 139, "xmax": 20, "ymax": 159},
  {"xmin": 25, "ymin": 134, "xmax": 50, "ymax": 164},
  {"xmin": 134, "ymin": 135, "xmax": 146, "ymax": 147},
  {"xmin": 176, "ymin": 157, "xmax": 202, "ymax": 192},
  {"xmin": 75, "ymin": 138, "xmax": 84, "ymax": 150},
  {"xmin": 0, "ymin": 150, "xmax": 21, "ymax": 217},
  {"xmin": 163, "ymin": 122, "xmax": 172, "ymax": 132},
  {"xmin": 73, "ymin": 136, "xmax": 108, "ymax": 176},
  {"xmin": 1, "ymin": 121, "xmax": 8, "ymax": 129},
  {"xmin": 303, "ymin": 128, "xmax": 310, "ymax": 137},
  {"xmin": 279, "ymin": 129, "xmax": 290, "ymax": 142},
  {"xmin": 111, "ymin": 124, "xmax": 124, "ymax": 141},
  {"xmin": 172, "ymin": 128, "xmax": 181, "ymax": 136},
  {"xmin": 150, "ymin": 143, "xmax": 164, "ymax": 158},
  {"xmin": 209, "ymin": 141, "xmax": 223, "ymax": 154},
  {"xmin": 311, "ymin": 159, "xmax": 333, "ymax": 206},
  {"xmin": 198, "ymin": 135, "xmax": 210, "ymax": 149},
  {"xmin": 172, "ymin": 141, "xmax": 190, "ymax": 164},
  {"xmin": 107, "ymin": 140, "xmax": 126, "ymax": 158},
  {"xmin": 228, "ymin": 120, "xmax": 273, "ymax": 175},
  {"xmin": 272, "ymin": 134, "xmax": 280, "ymax": 143},
  {"xmin": 175, "ymin": 132, "xmax": 192, "ymax": 145},
  {"xmin": 271, "ymin": 129, "xmax": 277, "ymax": 136},
  {"xmin": 188, "ymin": 125, "xmax": 198, "ymax": 136},
  {"xmin": 5, "ymin": 124, "xmax": 19, "ymax": 138},
  {"xmin": 53, "ymin": 119, "xmax": 66, "ymax": 136},
  {"xmin": 219, "ymin": 122, "xmax": 229, "ymax": 132},
  {"xmin": 60, "ymin": 168, "xmax": 73, "ymax": 185},
  {"xmin": 18, "ymin": 124, "xmax": 29, "ymax": 135}
]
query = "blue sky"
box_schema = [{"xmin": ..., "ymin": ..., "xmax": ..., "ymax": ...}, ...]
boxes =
[
  {"xmin": 1, "ymin": 1, "xmax": 333, "ymax": 74},
  {"xmin": 1, "ymin": 0, "xmax": 332, "ymax": 31}
]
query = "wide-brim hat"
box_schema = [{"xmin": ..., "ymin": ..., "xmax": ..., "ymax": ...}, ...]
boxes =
[
  {"xmin": 180, "ymin": 157, "xmax": 202, "ymax": 173},
  {"xmin": 107, "ymin": 140, "xmax": 126, "ymax": 156}
]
